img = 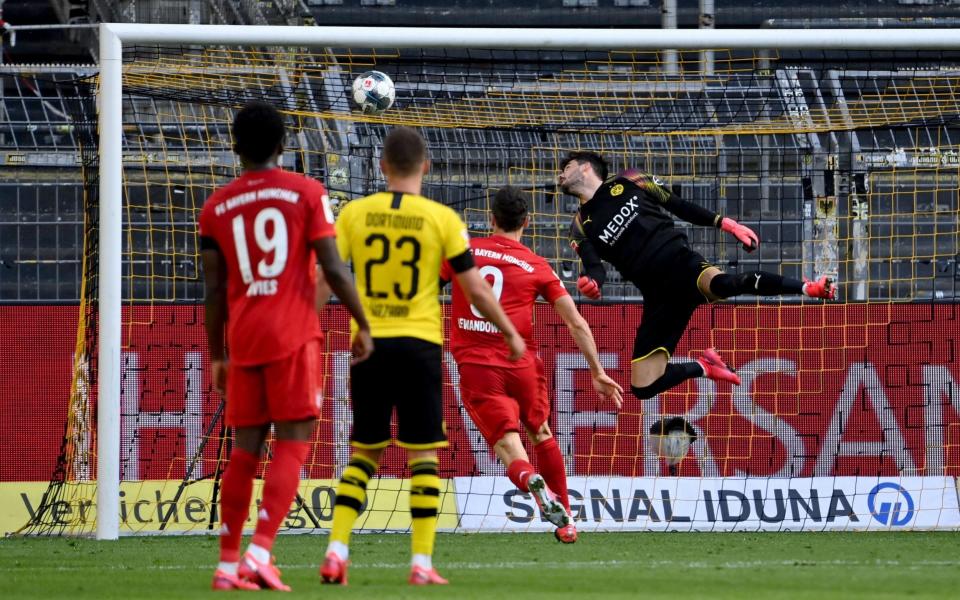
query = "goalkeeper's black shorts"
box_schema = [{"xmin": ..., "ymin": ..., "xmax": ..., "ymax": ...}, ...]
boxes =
[{"xmin": 632, "ymin": 244, "xmax": 714, "ymax": 361}]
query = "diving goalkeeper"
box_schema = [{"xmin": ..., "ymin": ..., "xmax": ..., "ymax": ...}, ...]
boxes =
[{"xmin": 560, "ymin": 151, "xmax": 835, "ymax": 401}]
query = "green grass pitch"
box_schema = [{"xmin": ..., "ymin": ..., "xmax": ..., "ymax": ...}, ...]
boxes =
[{"xmin": 1, "ymin": 532, "xmax": 956, "ymax": 599}]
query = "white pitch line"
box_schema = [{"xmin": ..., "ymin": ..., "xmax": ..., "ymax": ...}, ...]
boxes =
[{"xmin": 8, "ymin": 559, "xmax": 960, "ymax": 572}]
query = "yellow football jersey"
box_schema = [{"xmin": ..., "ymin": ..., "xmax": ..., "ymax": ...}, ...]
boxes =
[{"xmin": 336, "ymin": 191, "xmax": 471, "ymax": 344}]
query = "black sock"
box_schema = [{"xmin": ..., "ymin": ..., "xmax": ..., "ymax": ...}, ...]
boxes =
[
  {"xmin": 631, "ymin": 362, "xmax": 705, "ymax": 400},
  {"xmin": 709, "ymin": 271, "xmax": 804, "ymax": 298}
]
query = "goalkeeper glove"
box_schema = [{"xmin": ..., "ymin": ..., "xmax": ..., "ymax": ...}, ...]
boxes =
[
  {"xmin": 577, "ymin": 275, "xmax": 602, "ymax": 300},
  {"xmin": 720, "ymin": 217, "xmax": 759, "ymax": 252}
]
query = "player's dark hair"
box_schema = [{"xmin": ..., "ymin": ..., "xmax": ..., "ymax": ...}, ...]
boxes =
[
  {"xmin": 560, "ymin": 151, "xmax": 609, "ymax": 180},
  {"xmin": 491, "ymin": 186, "xmax": 529, "ymax": 232},
  {"xmin": 383, "ymin": 126, "xmax": 427, "ymax": 176},
  {"xmin": 232, "ymin": 101, "xmax": 285, "ymax": 164}
]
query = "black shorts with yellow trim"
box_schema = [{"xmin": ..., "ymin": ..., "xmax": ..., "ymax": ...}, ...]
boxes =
[
  {"xmin": 350, "ymin": 336, "xmax": 447, "ymax": 450},
  {"xmin": 632, "ymin": 245, "xmax": 714, "ymax": 361}
]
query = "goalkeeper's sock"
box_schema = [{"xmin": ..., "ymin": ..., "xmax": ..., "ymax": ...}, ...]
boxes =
[
  {"xmin": 329, "ymin": 453, "xmax": 377, "ymax": 549},
  {"xmin": 534, "ymin": 437, "xmax": 570, "ymax": 513},
  {"xmin": 709, "ymin": 271, "xmax": 804, "ymax": 298},
  {"xmin": 505, "ymin": 458, "xmax": 535, "ymax": 493},
  {"xmin": 251, "ymin": 440, "xmax": 310, "ymax": 552},
  {"xmin": 219, "ymin": 447, "xmax": 259, "ymax": 563},
  {"xmin": 409, "ymin": 456, "xmax": 441, "ymax": 557}
]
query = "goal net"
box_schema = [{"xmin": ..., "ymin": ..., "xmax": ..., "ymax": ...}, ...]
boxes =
[{"xmin": 15, "ymin": 26, "xmax": 960, "ymax": 537}]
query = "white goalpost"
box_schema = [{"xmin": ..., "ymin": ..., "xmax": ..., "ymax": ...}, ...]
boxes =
[{"xmin": 95, "ymin": 23, "xmax": 960, "ymax": 540}]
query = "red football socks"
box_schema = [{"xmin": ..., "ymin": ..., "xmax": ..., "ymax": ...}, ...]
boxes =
[
  {"xmin": 535, "ymin": 438, "xmax": 570, "ymax": 512},
  {"xmin": 506, "ymin": 459, "xmax": 535, "ymax": 493},
  {"xmin": 251, "ymin": 440, "xmax": 310, "ymax": 551},
  {"xmin": 219, "ymin": 447, "xmax": 259, "ymax": 562}
]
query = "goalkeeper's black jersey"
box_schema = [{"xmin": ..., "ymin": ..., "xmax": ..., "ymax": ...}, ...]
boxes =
[{"xmin": 568, "ymin": 169, "xmax": 722, "ymax": 288}]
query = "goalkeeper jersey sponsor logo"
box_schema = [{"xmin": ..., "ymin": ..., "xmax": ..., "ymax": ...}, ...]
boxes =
[{"xmin": 597, "ymin": 196, "xmax": 641, "ymax": 245}]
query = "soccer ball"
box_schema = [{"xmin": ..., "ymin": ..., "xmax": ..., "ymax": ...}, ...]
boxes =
[
  {"xmin": 351, "ymin": 70, "xmax": 396, "ymax": 115},
  {"xmin": 658, "ymin": 430, "xmax": 693, "ymax": 465},
  {"xmin": 649, "ymin": 416, "xmax": 698, "ymax": 468}
]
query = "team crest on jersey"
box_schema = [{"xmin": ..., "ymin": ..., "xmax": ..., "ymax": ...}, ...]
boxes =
[{"xmin": 610, "ymin": 184, "xmax": 624, "ymax": 196}]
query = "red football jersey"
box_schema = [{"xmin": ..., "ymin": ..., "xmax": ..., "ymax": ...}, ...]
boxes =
[
  {"xmin": 443, "ymin": 234, "xmax": 568, "ymax": 368},
  {"xmin": 198, "ymin": 168, "xmax": 335, "ymax": 366}
]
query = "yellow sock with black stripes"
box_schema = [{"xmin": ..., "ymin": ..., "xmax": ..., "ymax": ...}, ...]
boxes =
[
  {"xmin": 408, "ymin": 456, "xmax": 441, "ymax": 559},
  {"xmin": 329, "ymin": 453, "xmax": 378, "ymax": 550}
]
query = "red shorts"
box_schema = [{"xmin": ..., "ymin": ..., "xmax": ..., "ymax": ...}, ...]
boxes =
[
  {"xmin": 225, "ymin": 338, "xmax": 323, "ymax": 427},
  {"xmin": 457, "ymin": 357, "xmax": 549, "ymax": 445}
]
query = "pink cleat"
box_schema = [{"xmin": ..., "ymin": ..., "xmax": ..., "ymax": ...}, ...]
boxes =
[
  {"xmin": 319, "ymin": 552, "xmax": 349, "ymax": 585},
  {"xmin": 555, "ymin": 523, "xmax": 578, "ymax": 544},
  {"xmin": 238, "ymin": 552, "xmax": 291, "ymax": 592},
  {"xmin": 211, "ymin": 569, "xmax": 260, "ymax": 591},
  {"xmin": 408, "ymin": 565, "xmax": 449, "ymax": 585},
  {"xmin": 697, "ymin": 348, "xmax": 741, "ymax": 386},
  {"xmin": 527, "ymin": 473, "xmax": 571, "ymax": 528},
  {"xmin": 803, "ymin": 276, "xmax": 837, "ymax": 300}
]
